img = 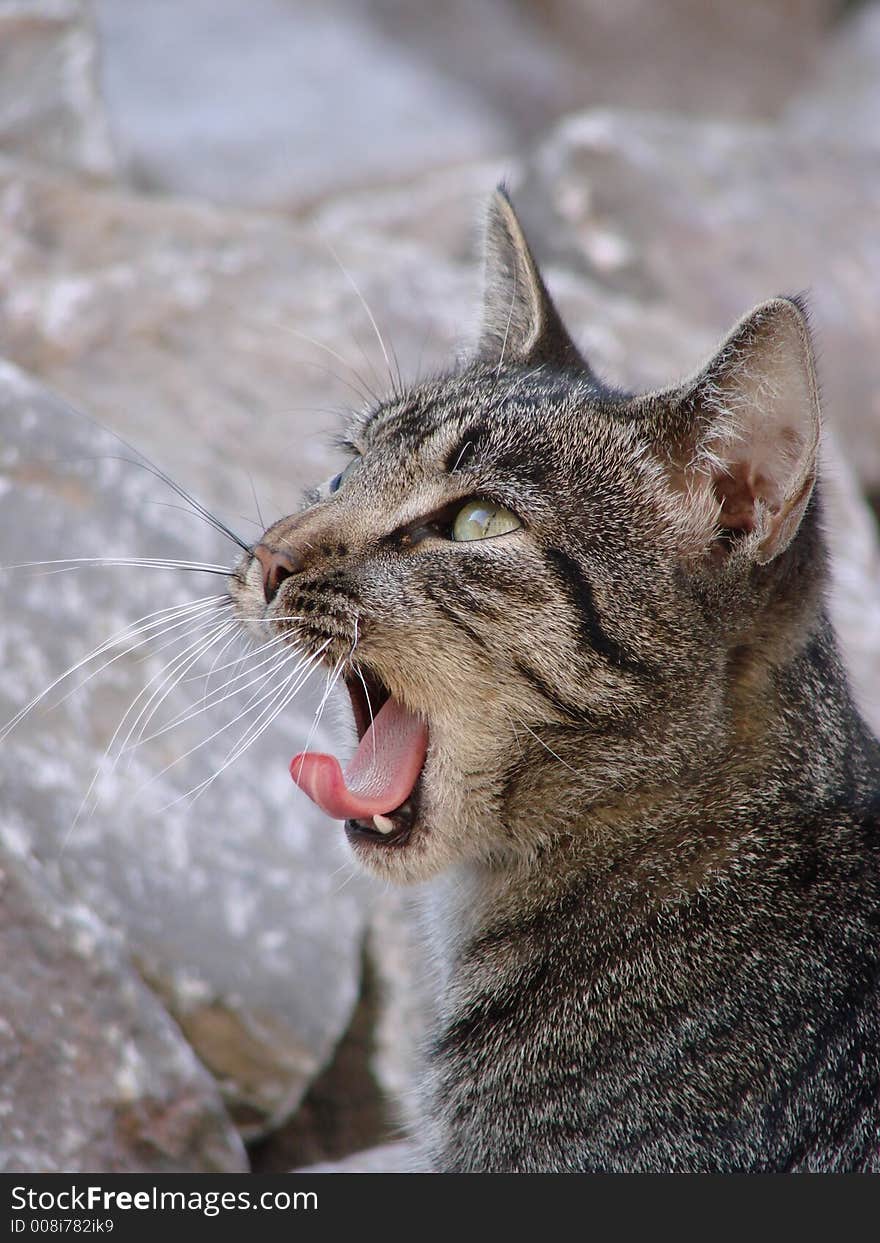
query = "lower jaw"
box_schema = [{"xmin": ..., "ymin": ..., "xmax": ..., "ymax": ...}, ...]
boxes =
[{"xmin": 344, "ymin": 777, "xmax": 423, "ymax": 850}]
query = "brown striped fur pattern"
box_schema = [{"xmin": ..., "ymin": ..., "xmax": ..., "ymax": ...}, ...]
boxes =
[{"xmin": 230, "ymin": 190, "xmax": 880, "ymax": 1171}]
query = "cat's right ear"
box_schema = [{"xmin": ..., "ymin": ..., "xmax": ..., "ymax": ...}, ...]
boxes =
[{"xmin": 478, "ymin": 187, "xmax": 589, "ymax": 373}]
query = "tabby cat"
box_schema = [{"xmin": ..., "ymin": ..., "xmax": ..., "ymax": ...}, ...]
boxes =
[{"xmin": 230, "ymin": 189, "xmax": 880, "ymax": 1172}]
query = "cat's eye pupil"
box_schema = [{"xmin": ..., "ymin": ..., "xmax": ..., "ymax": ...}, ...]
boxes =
[
  {"xmin": 452, "ymin": 500, "xmax": 522, "ymax": 543},
  {"xmin": 329, "ymin": 472, "xmax": 343, "ymax": 493}
]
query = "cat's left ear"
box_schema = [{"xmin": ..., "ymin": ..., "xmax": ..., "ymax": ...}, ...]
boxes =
[
  {"xmin": 478, "ymin": 187, "xmax": 590, "ymax": 373},
  {"xmin": 652, "ymin": 296, "xmax": 821, "ymax": 566}
]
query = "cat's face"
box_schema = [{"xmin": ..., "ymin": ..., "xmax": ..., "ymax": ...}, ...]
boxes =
[
  {"xmin": 231, "ymin": 366, "xmax": 698, "ymax": 881},
  {"xmin": 229, "ymin": 190, "xmax": 821, "ymax": 884}
]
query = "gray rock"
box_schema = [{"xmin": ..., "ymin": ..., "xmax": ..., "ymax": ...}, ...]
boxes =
[
  {"xmin": 1, "ymin": 94, "xmax": 878, "ymax": 1167},
  {"xmin": 0, "ymin": 844, "xmax": 247, "ymax": 1172},
  {"xmin": 295, "ymin": 1141, "xmax": 418, "ymax": 1174},
  {"xmin": 0, "ymin": 151, "xmax": 486, "ymax": 547},
  {"xmin": 93, "ymin": 0, "xmax": 509, "ymax": 208},
  {"xmin": 0, "ymin": 360, "xmax": 372, "ymax": 1138},
  {"xmin": 0, "ymin": 0, "xmax": 115, "ymax": 178},
  {"xmin": 251, "ymin": 947, "xmax": 394, "ymax": 1170},
  {"xmin": 822, "ymin": 432, "xmax": 880, "ymax": 736},
  {"xmin": 92, "ymin": 0, "xmax": 836, "ymax": 210},
  {"xmin": 518, "ymin": 109, "xmax": 880, "ymax": 494},
  {"xmin": 370, "ymin": 0, "xmax": 835, "ymax": 132},
  {"xmin": 786, "ymin": 1, "xmax": 880, "ymax": 149},
  {"xmin": 366, "ymin": 889, "xmax": 431, "ymax": 1138}
]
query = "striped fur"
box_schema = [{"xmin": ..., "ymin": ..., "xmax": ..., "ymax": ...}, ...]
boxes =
[{"xmin": 230, "ymin": 190, "xmax": 880, "ymax": 1171}]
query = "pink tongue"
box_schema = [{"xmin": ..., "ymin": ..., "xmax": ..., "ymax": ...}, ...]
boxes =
[{"xmin": 290, "ymin": 696, "xmax": 428, "ymax": 821}]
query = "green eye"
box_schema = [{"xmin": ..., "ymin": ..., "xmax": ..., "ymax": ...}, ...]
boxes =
[{"xmin": 452, "ymin": 500, "xmax": 522, "ymax": 542}]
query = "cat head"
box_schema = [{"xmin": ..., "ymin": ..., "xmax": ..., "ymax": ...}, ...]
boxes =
[{"xmin": 230, "ymin": 188, "xmax": 823, "ymax": 884}]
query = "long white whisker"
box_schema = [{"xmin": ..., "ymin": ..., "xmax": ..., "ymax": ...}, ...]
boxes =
[
  {"xmin": 350, "ymin": 616, "xmax": 376, "ymax": 766},
  {"xmin": 211, "ymin": 642, "xmax": 330, "ymax": 763},
  {"xmin": 120, "ymin": 619, "xmax": 238, "ymax": 760},
  {"xmin": 325, "ymin": 240, "xmax": 398, "ymax": 394},
  {"xmin": 60, "ymin": 616, "xmax": 237, "ymax": 850},
  {"xmin": 175, "ymin": 634, "xmax": 301, "ymax": 705},
  {"xmin": 514, "ymin": 715, "xmax": 580, "ymax": 775},
  {"xmin": 242, "ymin": 316, "xmax": 379, "ymax": 406},
  {"xmin": 181, "ymin": 630, "xmax": 292, "ymax": 680},
  {"xmin": 82, "ymin": 617, "xmax": 233, "ymax": 792},
  {"xmin": 246, "ymin": 471, "xmax": 266, "ymax": 532},
  {"xmin": 227, "ymin": 643, "xmax": 320, "ymax": 722},
  {"xmin": 86, "ymin": 451, "xmax": 250, "ymax": 553},
  {"xmin": 46, "ymin": 602, "xmax": 226, "ymax": 713},
  {"xmin": 5, "ymin": 557, "xmax": 233, "ymax": 574},
  {"xmin": 500, "ymin": 705, "xmax": 526, "ymax": 762},
  {"xmin": 215, "ymin": 646, "xmax": 330, "ymax": 773},
  {"xmin": 137, "ymin": 646, "xmax": 305, "ymax": 783},
  {"xmin": 156, "ymin": 641, "xmax": 330, "ymax": 810},
  {"xmin": 293, "ymin": 655, "xmax": 345, "ymax": 783},
  {"xmin": 137, "ymin": 637, "xmax": 311, "ymax": 746},
  {"xmin": 0, "ymin": 594, "xmax": 227, "ymax": 742},
  {"xmin": 353, "ymin": 662, "xmax": 376, "ymax": 764},
  {"xmin": 23, "ymin": 391, "xmax": 250, "ymax": 553},
  {"xmin": 198, "ymin": 625, "xmax": 246, "ymax": 702},
  {"xmin": 284, "ymin": 324, "xmax": 380, "ymax": 402},
  {"xmin": 227, "ymin": 614, "xmax": 304, "ymax": 623},
  {"xmin": 113, "ymin": 618, "xmax": 236, "ymax": 768}
]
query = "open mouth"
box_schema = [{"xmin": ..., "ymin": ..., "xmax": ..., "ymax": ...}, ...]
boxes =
[{"xmin": 289, "ymin": 667, "xmax": 429, "ymax": 848}]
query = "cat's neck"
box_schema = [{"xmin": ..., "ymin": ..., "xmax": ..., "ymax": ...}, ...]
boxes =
[{"xmin": 427, "ymin": 610, "xmax": 879, "ymax": 970}]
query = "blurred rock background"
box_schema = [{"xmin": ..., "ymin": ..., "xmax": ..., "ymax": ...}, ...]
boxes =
[{"xmin": 0, "ymin": 0, "xmax": 878, "ymax": 1172}]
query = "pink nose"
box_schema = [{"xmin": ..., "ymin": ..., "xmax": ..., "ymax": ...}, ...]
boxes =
[{"xmin": 253, "ymin": 544, "xmax": 300, "ymax": 604}]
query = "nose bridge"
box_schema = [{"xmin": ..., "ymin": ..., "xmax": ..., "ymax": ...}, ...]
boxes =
[{"xmin": 259, "ymin": 505, "xmax": 358, "ymax": 573}]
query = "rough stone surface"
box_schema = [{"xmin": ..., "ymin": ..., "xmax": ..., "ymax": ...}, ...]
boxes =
[
  {"xmin": 93, "ymin": 0, "xmax": 836, "ymax": 210},
  {"xmin": 0, "ymin": 360, "xmax": 373, "ymax": 1139},
  {"xmin": 0, "ymin": 153, "xmax": 483, "ymax": 515},
  {"xmin": 515, "ymin": 109, "xmax": 880, "ymax": 495},
  {"xmin": 0, "ymin": 845, "xmax": 247, "ymax": 1172},
  {"xmin": 93, "ymin": 0, "xmax": 508, "ymax": 208},
  {"xmin": 822, "ymin": 434, "xmax": 880, "ymax": 734},
  {"xmin": 2, "ymin": 2, "xmax": 879, "ymax": 1174},
  {"xmin": 296, "ymin": 1141, "xmax": 417, "ymax": 1174},
  {"xmin": 373, "ymin": 0, "xmax": 836, "ymax": 132},
  {"xmin": 251, "ymin": 950, "xmax": 395, "ymax": 1171},
  {"xmin": 787, "ymin": 2, "xmax": 880, "ymax": 149},
  {"xmin": 0, "ymin": 0, "xmax": 115, "ymax": 178}
]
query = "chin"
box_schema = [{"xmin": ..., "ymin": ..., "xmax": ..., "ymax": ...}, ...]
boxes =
[{"xmin": 341, "ymin": 771, "xmax": 472, "ymax": 885}]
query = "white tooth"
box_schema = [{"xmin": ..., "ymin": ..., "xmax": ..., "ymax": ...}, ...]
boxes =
[{"xmin": 372, "ymin": 814, "xmax": 395, "ymax": 835}]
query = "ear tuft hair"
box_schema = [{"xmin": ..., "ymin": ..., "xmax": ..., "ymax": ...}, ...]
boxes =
[{"xmin": 649, "ymin": 297, "xmax": 821, "ymax": 566}]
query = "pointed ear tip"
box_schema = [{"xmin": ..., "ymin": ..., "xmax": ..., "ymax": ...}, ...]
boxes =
[
  {"xmin": 487, "ymin": 184, "xmax": 518, "ymax": 229},
  {"xmin": 739, "ymin": 295, "xmax": 818, "ymax": 369},
  {"xmin": 756, "ymin": 294, "xmax": 813, "ymax": 337}
]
